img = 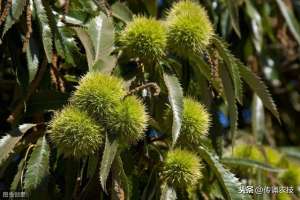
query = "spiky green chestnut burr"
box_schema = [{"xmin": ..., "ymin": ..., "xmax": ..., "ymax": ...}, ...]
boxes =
[
  {"xmin": 167, "ymin": 0, "xmax": 207, "ymax": 18},
  {"xmin": 70, "ymin": 72, "xmax": 126, "ymax": 121},
  {"xmin": 233, "ymin": 144, "xmax": 264, "ymax": 162},
  {"xmin": 49, "ymin": 106, "xmax": 104, "ymax": 158},
  {"xmin": 277, "ymin": 193, "xmax": 292, "ymax": 200},
  {"xmin": 264, "ymin": 147, "xmax": 283, "ymax": 166},
  {"xmin": 119, "ymin": 16, "xmax": 167, "ymax": 62},
  {"xmin": 233, "ymin": 145, "xmax": 283, "ymax": 166},
  {"xmin": 279, "ymin": 165, "xmax": 300, "ymax": 187},
  {"xmin": 181, "ymin": 98, "xmax": 211, "ymax": 140},
  {"xmin": 166, "ymin": 0, "xmax": 214, "ymax": 57},
  {"xmin": 165, "ymin": 97, "xmax": 210, "ymax": 146},
  {"xmin": 162, "ymin": 149, "xmax": 202, "ymax": 187},
  {"xmin": 107, "ymin": 96, "xmax": 148, "ymax": 144}
]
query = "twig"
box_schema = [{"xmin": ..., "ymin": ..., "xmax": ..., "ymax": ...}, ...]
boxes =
[
  {"xmin": 0, "ymin": 0, "xmax": 12, "ymax": 26},
  {"xmin": 123, "ymin": 82, "xmax": 160, "ymax": 99},
  {"xmin": 61, "ymin": 0, "xmax": 69, "ymax": 22},
  {"xmin": 61, "ymin": 0, "xmax": 76, "ymax": 26},
  {"xmin": 6, "ymin": 57, "xmax": 48, "ymax": 124},
  {"xmin": 205, "ymin": 49, "xmax": 222, "ymax": 98},
  {"xmin": 50, "ymin": 52, "xmax": 65, "ymax": 92},
  {"xmin": 94, "ymin": 0, "xmax": 112, "ymax": 16},
  {"xmin": 60, "ymin": 0, "xmax": 82, "ymax": 28},
  {"xmin": 22, "ymin": 2, "xmax": 32, "ymax": 52}
]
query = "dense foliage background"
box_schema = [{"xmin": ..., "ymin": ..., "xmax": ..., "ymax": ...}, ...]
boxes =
[{"xmin": 0, "ymin": 0, "xmax": 299, "ymax": 199}]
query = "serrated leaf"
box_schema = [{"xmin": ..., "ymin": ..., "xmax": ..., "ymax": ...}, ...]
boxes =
[
  {"xmin": 10, "ymin": 157, "xmax": 26, "ymax": 191},
  {"xmin": 198, "ymin": 146, "xmax": 251, "ymax": 200},
  {"xmin": 111, "ymin": 2, "xmax": 133, "ymax": 23},
  {"xmin": 24, "ymin": 136, "xmax": 50, "ymax": 193},
  {"xmin": 54, "ymin": 30, "xmax": 79, "ymax": 66},
  {"xmin": 160, "ymin": 184, "xmax": 177, "ymax": 200},
  {"xmin": 2, "ymin": 0, "xmax": 27, "ymax": 37},
  {"xmin": 0, "ymin": 124, "xmax": 36, "ymax": 165},
  {"xmin": 43, "ymin": 3, "xmax": 80, "ymax": 67},
  {"xmin": 26, "ymin": 37, "xmax": 39, "ymax": 83},
  {"xmin": 33, "ymin": 0, "xmax": 53, "ymax": 62},
  {"xmin": 87, "ymin": 13, "xmax": 114, "ymax": 63},
  {"xmin": 73, "ymin": 27, "xmax": 95, "ymax": 69},
  {"xmin": 100, "ymin": 133, "xmax": 119, "ymax": 193},
  {"xmin": 163, "ymin": 72, "xmax": 183, "ymax": 147},
  {"xmin": 212, "ymin": 36, "xmax": 243, "ymax": 104},
  {"xmin": 222, "ymin": 157, "xmax": 284, "ymax": 173},
  {"xmin": 219, "ymin": 65, "xmax": 238, "ymax": 146},
  {"xmin": 224, "ymin": 0, "xmax": 241, "ymax": 37},
  {"xmin": 238, "ymin": 64, "xmax": 280, "ymax": 121},
  {"xmin": 276, "ymin": 0, "xmax": 300, "ymax": 45}
]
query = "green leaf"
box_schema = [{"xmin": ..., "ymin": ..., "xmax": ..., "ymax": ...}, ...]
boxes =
[
  {"xmin": 100, "ymin": 133, "xmax": 119, "ymax": 193},
  {"xmin": 10, "ymin": 157, "xmax": 26, "ymax": 191},
  {"xmin": 54, "ymin": 29, "xmax": 80, "ymax": 66},
  {"xmin": 160, "ymin": 184, "xmax": 177, "ymax": 200},
  {"xmin": 163, "ymin": 72, "xmax": 183, "ymax": 147},
  {"xmin": 44, "ymin": 4, "xmax": 81, "ymax": 67},
  {"xmin": 238, "ymin": 64, "xmax": 280, "ymax": 121},
  {"xmin": 92, "ymin": 54, "xmax": 117, "ymax": 74},
  {"xmin": 87, "ymin": 13, "xmax": 114, "ymax": 63},
  {"xmin": 2, "ymin": 0, "xmax": 27, "ymax": 37},
  {"xmin": 33, "ymin": 0, "xmax": 53, "ymax": 62},
  {"xmin": 222, "ymin": 157, "xmax": 284, "ymax": 173},
  {"xmin": 24, "ymin": 136, "xmax": 50, "ymax": 193},
  {"xmin": 198, "ymin": 146, "xmax": 251, "ymax": 200},
  {"xmin": 212, "ymin": 36, "xmax": 243, "ymax": 104},
  {"xmin": 252, "ymin": 94, "xmax": 265, "ymax": 143},
  {"xmin": 0, "ymin": 124, "xmax": 36, "ymax": 165},
  {"xmin": 190, "ymin": 55, "xmax": 210, "ymax": 79},
  {"xmin": 111, "ymin": 2, "xmax": 133, "ymax": 23},
  {"xmin": 219, "ymin": 65, "xmax": 238, "ymax": 146},
  {"xmin": 143, "ymin": 0, "xmax": 157, "ymax": 17},
  {"xmin": 245, "ymin": 0, "xmax": 263, "ymax": 52},
  {"xmin": 26, "ymin": 37, "xmax": 39, "ymax": 83},
  {"xmin": 224, "ymin": 0, "xmax": 241, "ymax": 37},
  {"xmin": 73, "ymin": 27, "xmax": 95, "ymax": 69},
  {"xmin": 276, "ymin": 0, "xmax": 300, "ymax": 45}
]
